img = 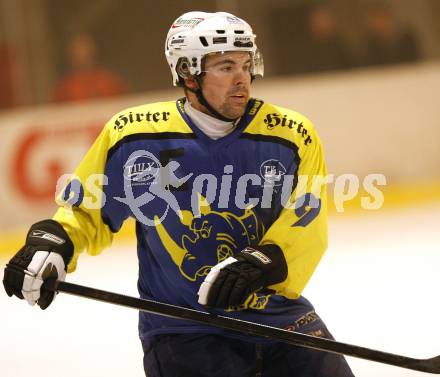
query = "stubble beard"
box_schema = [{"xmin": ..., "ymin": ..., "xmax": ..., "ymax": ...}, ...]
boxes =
[{"xmin": 218, "ymin": 98, "xmax": 248, "ymax": 120}]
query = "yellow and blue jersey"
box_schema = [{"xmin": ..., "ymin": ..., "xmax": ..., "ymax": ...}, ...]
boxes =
[{"xmin": 53, "ymin": 98, "xmax": 328, "ymax": 338}]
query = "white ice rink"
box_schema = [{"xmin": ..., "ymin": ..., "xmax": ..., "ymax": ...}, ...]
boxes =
[{"xmin": 1, "ymin": 204, "xmax": 439, "ymax": 377}]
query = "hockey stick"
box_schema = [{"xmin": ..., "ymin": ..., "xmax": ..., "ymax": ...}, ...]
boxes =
[{"xmin": 46, "ymin": 280, "xmax": 440, "ymax": 374}]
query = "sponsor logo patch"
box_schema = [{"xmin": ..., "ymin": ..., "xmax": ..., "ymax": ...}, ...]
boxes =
[
  {"xmin": 295, "ymin": 311, "xmax": 319, "ymax": 328},
  {"xmin": 114, "ymin": 111, "xmax": 170, "ymax": 131},
  {"xmin": 247, "ymin": 99, "xmax": 263, "ymax": 115},
  {"xmin": 124, "ymin": 154, "xmax": 160, "ymax": 186},
  {"xmin": 30, "ymin": 230, "xmax": 65, "ymax": 245},
  {"xmin": 263, "ymin": 113, "xmax": 313, "ymax": 145},
  {"xmin": 243, "ymin": 247, "xmax": 272, "ymax": 264}
]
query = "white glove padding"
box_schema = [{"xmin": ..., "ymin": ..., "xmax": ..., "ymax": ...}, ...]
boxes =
[
  {"xmin": 3, "ymin": 219, "xmax": 74, "ymax": 310},
  {"xmin": 197, "ymin": 245, "xmax": 288, "ymax": 309},
  {"xmin": 197, "ymin": 256, "xmax": 237, "ymax": 305},
  {"xmin": 22, "ymin": 251, "xmax": 66, "ymax": 307}
]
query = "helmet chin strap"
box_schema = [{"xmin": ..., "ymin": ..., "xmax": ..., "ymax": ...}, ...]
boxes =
[{"xmin": 186, "ymin": 76, "xmax": 238, "ymax": 123}]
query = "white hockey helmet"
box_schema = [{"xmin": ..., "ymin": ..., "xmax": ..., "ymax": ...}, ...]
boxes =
[{"xmin": 165, "ymin": 11, "xmax": 264, "ymax": 86}]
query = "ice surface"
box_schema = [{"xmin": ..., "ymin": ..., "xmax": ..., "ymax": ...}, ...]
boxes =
[{"xmin": 1, "ymin": 204, "xmax": 439, "ymax": 376}]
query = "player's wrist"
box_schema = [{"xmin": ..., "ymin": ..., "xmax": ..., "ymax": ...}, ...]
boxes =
[{"xmin": 237, "ymin": 244, "xmax": 287, "ymax": 286}]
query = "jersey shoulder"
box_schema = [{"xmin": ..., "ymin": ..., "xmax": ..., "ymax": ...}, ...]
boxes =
[
  {"xmin": 247, "ymin": 101, "xmax": 319, "ymax": 149},
  {"xmin": 103, "ymin": 100, "xmax": 192, "ymax": 146}
]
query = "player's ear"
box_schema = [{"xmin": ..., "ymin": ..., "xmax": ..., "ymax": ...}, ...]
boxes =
[{"xmin": 184, "ymin": 77, "xmax": 199, "ymax": 90}]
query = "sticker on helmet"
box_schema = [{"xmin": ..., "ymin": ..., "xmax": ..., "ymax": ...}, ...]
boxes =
[
  {"xmin": 171, "ymin": 17, "xmax": 204, "ymax": 29},
  {"xmin": 171, "ymin": 38, "xmax": 185, "ymax": 45},
  {"xmin": 226, "ymin": 16, "xmax": 243, "ymax": 24}
]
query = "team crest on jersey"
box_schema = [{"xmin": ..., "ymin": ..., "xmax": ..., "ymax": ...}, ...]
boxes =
[{"xmin": 260, "ymin": 159, "xmax": 286, "ymax": 187}]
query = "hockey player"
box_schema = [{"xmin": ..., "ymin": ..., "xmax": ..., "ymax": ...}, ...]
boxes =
[{"xmin": 3, "ymin": 11, "xmax": 354, "ymax": 377}]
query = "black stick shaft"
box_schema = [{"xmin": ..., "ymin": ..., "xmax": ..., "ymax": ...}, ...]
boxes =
[{"xmin": 48, "ymin": 280, "xmax": 440, "ymax": 374}]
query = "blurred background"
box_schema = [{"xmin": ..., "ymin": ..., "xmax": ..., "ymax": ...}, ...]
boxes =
[
  {"xmin": 0, "ymin": 0, "xmax": 439, "ymax": 376},
  {"xmin": 0, "ymin": 0, "xmax": 439, "ymax": 230},
  {"xmin": 2, "ymin": 0, "xmax": 440, "ymax": 107}
]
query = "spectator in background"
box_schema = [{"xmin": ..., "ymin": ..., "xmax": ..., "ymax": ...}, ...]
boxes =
[
  {"xmin": 52, "ymin": 33, "xmax": 128, "ymax": 103},
  {"xmin": 0, "ymin": 44, "xmax": 16, "ymax": 108},
  {"xmin": 363, "ymin": 3, "xmax": 420, "ymax": 66},
  {"xmin": 289, "ymin": 4, "xmax": 355, "ymax": 75}
]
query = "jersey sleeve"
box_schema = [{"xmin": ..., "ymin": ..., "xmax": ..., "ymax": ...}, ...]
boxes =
[
  {"xmin": 52, "ymin": 120, "xmax": 130, "ymax": 273},
  {"xmin": 259, "ymin": 127, "xmax": 328, "ymax": 299}
]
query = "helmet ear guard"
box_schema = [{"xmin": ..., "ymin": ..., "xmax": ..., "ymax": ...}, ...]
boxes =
[
  {"xmin": 251, "ymin": 49, "xmax": 264, "ymax": 79},
  {"xmin": 176, "ymin": 58, "xmax": 201, "ymax": 90},
  {"xmin": 176, "ymin": 58, "xmax": 194, "ymax": 80}
]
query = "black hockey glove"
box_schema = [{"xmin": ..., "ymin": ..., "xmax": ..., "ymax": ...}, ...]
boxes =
[
  {"xmin": 198, "ymin": 245, "xmax": 288, "ymax": 309},
  {"xmin": 3, "ymin": 219, "xmax": 74, "ymax": 310}
]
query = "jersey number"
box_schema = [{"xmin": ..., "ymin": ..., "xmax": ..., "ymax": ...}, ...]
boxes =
[{"xmin": 292, "ymin": 193, "xmax": 321, "ymax": 227}]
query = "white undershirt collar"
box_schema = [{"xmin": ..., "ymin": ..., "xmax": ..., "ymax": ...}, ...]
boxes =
[{"xmin": 184, "ymin": 101, "xmax": 237, "ymax": 140}]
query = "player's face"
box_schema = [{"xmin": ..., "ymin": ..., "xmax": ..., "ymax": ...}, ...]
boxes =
[{"xmin": 201, "ymin": 51, "xmax": 252, "ymax": 119}]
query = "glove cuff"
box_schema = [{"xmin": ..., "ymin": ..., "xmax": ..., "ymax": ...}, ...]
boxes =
[
  {"xmin": 26, "ymin": 220, "xmax": 74, "ymax": 268},
  {"xmin": 237, "ymin": 244, "xmax": 288, "ymax": 286}
]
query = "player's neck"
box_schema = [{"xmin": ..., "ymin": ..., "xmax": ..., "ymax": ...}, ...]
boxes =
[{"xmin": 184, "ymin": 101, "xmax": 236, "ymax": 140}]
